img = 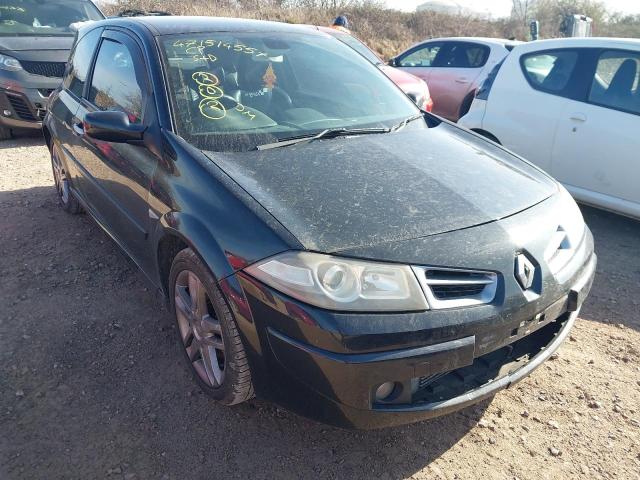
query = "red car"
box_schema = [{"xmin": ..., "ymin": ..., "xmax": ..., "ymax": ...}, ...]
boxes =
[{"xmin": 317, "ymin": 27, "xmax": 434, "ymax": 112}]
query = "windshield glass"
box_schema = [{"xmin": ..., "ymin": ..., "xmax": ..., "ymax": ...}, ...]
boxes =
[
  {"xmin": 0, "ymin": 0, "xmax": 102, "ymax": 36},
  {"xmin": 161, "ymin": 31, "xmax": 418, "ymax": 152},
  {"xmin": 326, "ymin": 31, "xmax": 381, "ymax": 65}
]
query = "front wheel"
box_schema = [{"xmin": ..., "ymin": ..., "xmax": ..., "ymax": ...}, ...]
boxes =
[
  {"xmin": 169, "ymin": 248, "xmax": 254, "ymax": 405},
  {"xmin": 51, "ymin": 145, "xmax": 81, "ymax": 214}
]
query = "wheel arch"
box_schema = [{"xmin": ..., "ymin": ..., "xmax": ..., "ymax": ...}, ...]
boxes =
[
  {"xmin": 154, "ymin": 212, "xmax": 239, "ymax": 301},
  {"xmin": 458, "ymin": 90, "xmax": 477, "ymax": 119}
]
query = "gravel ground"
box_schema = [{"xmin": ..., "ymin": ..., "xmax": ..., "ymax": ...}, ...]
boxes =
[{"xmin": 1, "ymin": 133, "xmax": 639, "ymax": 480}]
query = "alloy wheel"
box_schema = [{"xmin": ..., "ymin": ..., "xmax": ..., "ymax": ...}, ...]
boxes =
[
  {"xmin": 52, "ymin": 149, "xmax": 70, "ymax": 205},
  {"xmin": 174, "ymin": 270, "xmax": 226, "ymax": 387}
]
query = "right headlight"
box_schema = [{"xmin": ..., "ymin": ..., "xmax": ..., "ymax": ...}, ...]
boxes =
[
  {"xmin": 0, "ymin": 52, "xmax": 23, "ymax": 72},
  {"xmin": 244, "ymin": 251, "xmax": 428, "ymax": 312}
]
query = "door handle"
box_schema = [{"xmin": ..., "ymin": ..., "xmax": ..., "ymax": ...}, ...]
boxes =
[
  {"xmin": 455, "ymin": 77, "xmax": 469, "ymax": 84},
  {"xmin": 72, "ymin": 120, "xmax": 84, "ymax": 135},
  {"xmin": 569, "ymin": 113, "xmax": 586, "ymax": 122}
]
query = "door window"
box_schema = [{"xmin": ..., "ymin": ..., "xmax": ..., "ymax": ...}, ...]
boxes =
[
  {"xmin": 88, "ymin": 38, "xmax": 144, "ymax": 123},
  {"xmin": 63, "ymin": 27, "xmax": 102, "ymax": 98},
  {"xmin": 397, "ymin": 43, "xmax": 443, "ymax": 67},
  {"xmin": 521, "ymin": 50, "xmax": 578, "ymax": 95},
  {"xmin": 588, "ymin": 50, "xmax": 640, "ymax": 115},
  {"xmin": 433, "ymin": 43, "xmax": 490, "ymax": 68}
]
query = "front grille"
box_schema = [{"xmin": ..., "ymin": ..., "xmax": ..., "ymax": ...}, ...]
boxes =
[
  {"xmin": 21, "ymin": 61, "xmax": 66, "ymax": 78},
  {"xmin": 7, "ymin": 94, "xmax": 36, "ymax": 121},
  {"xmin": 413, "ymin": 267, "xmax": 498, "ymax": 309}
]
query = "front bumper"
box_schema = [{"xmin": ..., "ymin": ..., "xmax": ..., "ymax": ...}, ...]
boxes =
[
  {"xmin": 225, "ymin": 239, "xmax": 595, "ymax": 429},
  {"xmin": 0, "ymin": 86, "xmax": 52, "ymax": 130},
  {"xmin": 0, "ymin": 65, "xmax": 61, "ymax": 130}
]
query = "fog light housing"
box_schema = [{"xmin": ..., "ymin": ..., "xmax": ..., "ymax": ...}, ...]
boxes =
[
  {"xmin": 375, "ymin": 381, "xmax": 396, "ymax": 401},
  {"xmin": 2, "ymin": 110, "xmax": 11, "ymax": 117}
]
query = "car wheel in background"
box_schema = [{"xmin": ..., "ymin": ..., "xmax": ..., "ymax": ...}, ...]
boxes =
[
  {"xmin": 0, "ymin": 126, "xmax": 12, "ymax": 141},
  {"xmin": 169, "ymin": 248, "xmax": 254, "ymax": 405},
  {"xmin": 51, "ymin": 145, "xmax": 82, "ymax": 214}
]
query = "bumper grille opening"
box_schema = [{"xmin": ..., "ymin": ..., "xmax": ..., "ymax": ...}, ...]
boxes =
[
  {"xmin": 21, "ymin": 61, "xmax": 66, "ymax": 78},
  {"xmin": 7, "ymin": 94, "xmax": 36, "ymax": 121},
  {"xmin": 413, "ymin": 267, "xmax": 498, "ymax": 309},
  {"xmin": 430, "ymin": 283, "xmax": 486, "ymax": 299},
  {"xmin": 412, "ymin": 314, "xmax": 568, "ymax": 405}
]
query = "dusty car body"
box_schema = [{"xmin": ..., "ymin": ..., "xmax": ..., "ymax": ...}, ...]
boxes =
[{"xmin": 44, "ymin": 17, "xmax": 595, "ymax": 429}]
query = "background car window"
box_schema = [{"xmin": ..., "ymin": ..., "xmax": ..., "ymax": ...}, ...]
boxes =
[
  {"xmin": 589, "ymin": 50, "xmax": 640, "ymax": 115},
  {"xmin": 63, "ymin": 28, "xmax": 102, "ymax": 98},
  {"xmin": 89, "ymin": 39, "xmax": 143, "ymax": 123},
  {"xmin": 521, "ymin": 50, "xmax": 578, "ymax": 93},
  {"xmin": 433, "ymin": 43, "xmax": 489, "ymax": 68},
  {"xmin": 398, "ymin": 43, "xmax": 442, "ymax": 67},
  {"xmin": 0, "ymin": 0, "xmax": 103, "ymax": 36}
]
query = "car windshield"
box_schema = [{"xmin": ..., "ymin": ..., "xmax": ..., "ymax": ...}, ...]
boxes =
[
  {"xmin": 325, "ymin": 30, "xmax": 382, "ymax": 65},
  {"xmin": 0, "ymin": 0, "xmax": 102, "ymax": 36},
  {"xmin": 161, "ymin": 31, "xmax": 419, "ymax": 152}
]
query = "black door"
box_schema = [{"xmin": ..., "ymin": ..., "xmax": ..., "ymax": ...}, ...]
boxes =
[{"xmin": 71, "ymin": 29, "xmax": 159, "ymax": 272}]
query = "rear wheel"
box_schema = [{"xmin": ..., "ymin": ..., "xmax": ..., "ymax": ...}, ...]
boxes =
[
  {"xmin": 51, "ymin": 145, "xmax": 81, "ymax": 214},
  {"xmin": 0, "ymin": 126, "xmax": 12, "ymax": 141},
  {"xmin": 169, "ymin": 248, "xmax": 254, "ymax": 405}
]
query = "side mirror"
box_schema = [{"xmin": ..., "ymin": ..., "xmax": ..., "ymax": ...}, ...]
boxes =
[
  {"xmin": 83, "ymin": 110, "xmax": 146, "ymax": 143},
  {"xmin": 387, "ymin": 58, "xmax": 397, "ymax": 67}
]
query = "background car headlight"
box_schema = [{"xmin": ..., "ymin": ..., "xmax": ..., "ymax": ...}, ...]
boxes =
[
  {"xmin": 244, "ymin": 251, "xmax": 428, "ymax": 312},
  {"xmin": 0, "ymin": 53, "xmax": 23, "ymax": 72}
]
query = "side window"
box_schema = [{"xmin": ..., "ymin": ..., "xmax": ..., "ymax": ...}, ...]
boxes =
[
  {"xmin": 63, "ymin": 28, "xmax": 102, "ymax": 98},
  {"xmin": 434, "ymin": 43, "xmax": 490, "ymax": 68},
  {"xmin": 521, "ymin": 50, "xmax": 579, "ymax": 95},
  {"xmin": 588, "ymin": 50, "xmax": 640, "ymax": 115},
  {"xmin": 398, "ymin": 43, "xmax": 443, "ymax": 67},
  {"xmin": 88, "ymin": 38, "xmax": 144, "ymax": 123}
]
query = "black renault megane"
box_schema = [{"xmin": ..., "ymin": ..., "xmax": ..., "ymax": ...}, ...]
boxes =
[{"xmin": 44, "ymin": 16, "xmax": 596, "ymax": 429}]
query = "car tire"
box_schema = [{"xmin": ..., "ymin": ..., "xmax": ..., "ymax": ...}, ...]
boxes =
[
  {"xmin": 169, "ymin": 248, "xmax": 254, "ymax": 405},
  {"xmin": 0, "ymin": 126, "xmax": 12, "ymax": 141},
  {"xmin": 51, "ymin": 145, "xmax": 82, "ymax": 214}
]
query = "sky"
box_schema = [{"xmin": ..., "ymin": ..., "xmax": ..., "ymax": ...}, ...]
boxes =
[{"xmin": 385, "ymin": 0, "xmax": 640, "ymax": 17}]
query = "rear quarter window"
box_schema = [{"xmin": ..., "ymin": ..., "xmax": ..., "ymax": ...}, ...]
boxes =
[{"xmin": 520, "ymin": 49, "xmax": 579, "ymax": 96}]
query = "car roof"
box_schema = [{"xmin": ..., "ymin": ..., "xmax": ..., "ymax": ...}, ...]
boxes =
[
  {"xmin": 511, "ymin": 37, "xmax": 640, "ymax": 54},
  {"xmin": 86, "ymin": 16, "xmax": 325, "ymax": 37},
  {"xmin": 418, "ymin": 37, "xmax": 522, "ymax": 47}
]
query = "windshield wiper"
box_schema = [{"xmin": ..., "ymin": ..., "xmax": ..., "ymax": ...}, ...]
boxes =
[
  {"xmin": 255, "ymin": 127, "xmax": 390, "ymax": 151},
  {"xmin": 390, "ymin": 113, "xmax": 424, "ymax": 132}
]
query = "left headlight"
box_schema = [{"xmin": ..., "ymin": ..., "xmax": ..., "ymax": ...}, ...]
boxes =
[
  {"xmin": 0, "ymin": 52, "xmax": 23, "ymax": 71},
  {"xmin": 244, "ymin": 251, "xmax": 428, "ymax": 312}
]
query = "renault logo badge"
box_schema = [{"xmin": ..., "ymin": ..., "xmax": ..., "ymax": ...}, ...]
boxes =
[{"xmin": 515, "ymin": 253, "xmax": 536, "ymax": 290}]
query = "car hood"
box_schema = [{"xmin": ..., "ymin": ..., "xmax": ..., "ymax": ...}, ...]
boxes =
[
  {"xmin": 204, "ymin": 123, "xmax": 557, "ymax": 253},
  {"xmin": 0, "ymin": 35, "xmax": 74, "ymax": 54}
]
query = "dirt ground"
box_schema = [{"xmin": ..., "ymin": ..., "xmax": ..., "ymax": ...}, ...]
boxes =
[{"xmin": 1, "ymin": 133, "xmax": 639, "ymax": 480}]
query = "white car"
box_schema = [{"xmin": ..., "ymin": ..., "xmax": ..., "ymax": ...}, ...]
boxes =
[
  {"xmin": 460, "ymin": 37, "xmax": 640, "ymax": 220},
  {"xmin": 389, "ymin": 37, "xmax": 520, "ymax": 121}
]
